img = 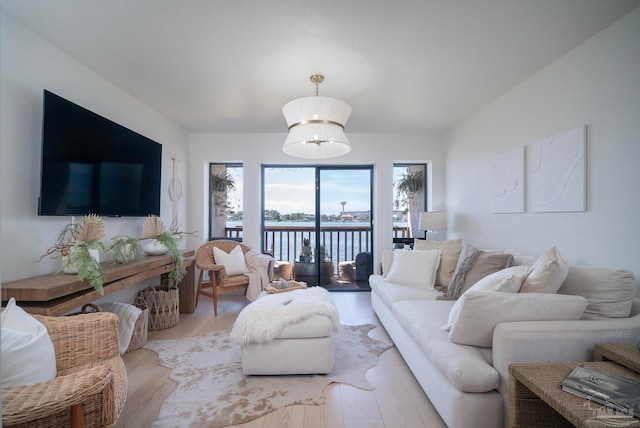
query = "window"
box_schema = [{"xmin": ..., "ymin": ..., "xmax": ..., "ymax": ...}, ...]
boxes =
[
  {"xmin": 393, "ymin": 163, "xmax": 427, "ymax": 239},
  {"xmin": 209, "ymin": 163, "xmax": 243, "ymax": 240}
]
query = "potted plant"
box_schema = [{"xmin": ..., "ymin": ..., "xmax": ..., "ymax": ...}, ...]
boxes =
[
  {"xmin": 142, "ymin": 215, "xmax": 186, "ymax": 288},
  {"xmin": 109, "ymin": 235, "xmax": 142, "ymax": 264},
  {"xmin": 38, "ymin": 214, "xmax": 107, "ymax": 294}
]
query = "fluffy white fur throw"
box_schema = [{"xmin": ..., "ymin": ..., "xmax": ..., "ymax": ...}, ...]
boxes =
[
  {"xmin": 230, "ymin": 287, "xmax": 340, "ymax": 345},
  {"xmin": 243, "ymin": 249, "xmax": 274, "ymax": 302}
]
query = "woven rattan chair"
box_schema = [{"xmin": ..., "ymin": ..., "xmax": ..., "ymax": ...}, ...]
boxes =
[
  {"xmin": 2, "ymin": 312, "xmax": 127, "ymax": 428},
  {"xmin": 195, "ymin": 239, "xmax": 253, "ymax": 315}
]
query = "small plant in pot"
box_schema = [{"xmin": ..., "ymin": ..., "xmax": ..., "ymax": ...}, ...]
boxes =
[
  {"xmin": 109, "ymin": 235, "xmax": 142, "ymax": 264},
  {"xmin": 142, "ymin": 215, "xmax": 186, "ymax": 288},
  {"xmin": 38, "ymin": 214, "xmax": 107, "ymax": 294}
]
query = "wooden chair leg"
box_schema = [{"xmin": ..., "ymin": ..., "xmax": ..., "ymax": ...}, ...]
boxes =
[
  {"xmin": 70, "ymin": 403, "xmax": 84, "ymax": 428},
  {"xmin": 195, "ymin": 270, "xmax": 204, "ymax": 307},
  {"xmin": 213, "ymin": 284, "xmax": 218, "ymax": 316}
]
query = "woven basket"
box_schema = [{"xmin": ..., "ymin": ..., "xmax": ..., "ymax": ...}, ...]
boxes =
[
  {"xmin": 140, "ymin": 285, "xmax": 180, "ymax": 331},
  {"xmin": 126, "ymin": 297, "xmax": 149, "ymax": 352},
  {"xmin": 66, "ymin": 303, "xmax": 103, "ymax": 316}
]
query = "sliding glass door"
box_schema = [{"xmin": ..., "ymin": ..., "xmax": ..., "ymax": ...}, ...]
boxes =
[{"xmin": 262, "ymin": 165, "xmax": 373, "ymax": 290}]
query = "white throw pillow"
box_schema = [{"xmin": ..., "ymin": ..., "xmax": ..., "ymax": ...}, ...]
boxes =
[
  {"xmin": 386, "ymin": 249, "xmax": 441, "ymax": 289},
  {"xmin": 1, "ymin": 298, "xmax": 57, "ymax": 387},
  {"xmin": 381, "ymin": 249, "xmax": 394, "ymax": 277},
  {"xmin": 413, "ymin": 238, "xmax": 463, "ymax": 287},
  {"xmin": 441, "ymin": 266, "xmax": 530, "ymax": 331},
  {"xmin": 520, "ymin": 246, "xmax": 569, "ymax": 293},
  {"xmin": 448, "ymin": 291, "xmax": 588, "ymax": 347},
  {"xmin": 213, "ymin": 245, "xmax": 249, "ymax": 276}
]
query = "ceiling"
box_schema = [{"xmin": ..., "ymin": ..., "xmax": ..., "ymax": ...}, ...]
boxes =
[{"xmin": 2, "ymin": 0, "xmax": 639, "ymax": 134}]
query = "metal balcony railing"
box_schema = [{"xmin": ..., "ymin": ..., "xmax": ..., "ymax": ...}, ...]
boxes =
[{"xmin": 223, "ymin": 225, "xmax": 409, "ymax": 276}]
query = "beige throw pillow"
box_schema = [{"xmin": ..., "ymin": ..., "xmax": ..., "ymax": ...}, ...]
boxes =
[
  {"xmin": 519, "ymin": 246, "xmax": 569, "ymax": 293},
  {"xmin": 413, "ymin": 238, "xmax": 463, "ymax": 287},
  {"xmin": 440, "ymin": 242, "xmax": 480, "ymax": 300},
  {"xmin": 459, "ymin": 251, "xmax": 514, "ymax": 295}
]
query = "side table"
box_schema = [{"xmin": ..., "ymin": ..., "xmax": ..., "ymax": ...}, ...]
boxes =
[
  {"xmin": 594, "ymin": 342, "xmax": 640, "ymax": 372},
  {"xmin": 509, "ymin": 362, "xmax": 640, "ymax": 428}
]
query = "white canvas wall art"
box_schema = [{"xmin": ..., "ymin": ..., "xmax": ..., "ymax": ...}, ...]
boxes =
[
  {"xmin": 531, "ymin": 126, "xmax": 586, "ymax": 212},
  {"xmin": 491, "ymin": 147, "xmax": 525, "ymax": 213}
]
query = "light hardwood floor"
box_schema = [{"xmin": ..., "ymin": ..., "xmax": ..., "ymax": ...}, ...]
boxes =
[{"xmin": 116, "ymin": 291, "xmax": 447, "ymax": 428}]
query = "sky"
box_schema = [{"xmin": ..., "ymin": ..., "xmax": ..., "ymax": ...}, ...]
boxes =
[{"xmin": 225, "ymin": 165, "xmax": 413, "ymax": 216}]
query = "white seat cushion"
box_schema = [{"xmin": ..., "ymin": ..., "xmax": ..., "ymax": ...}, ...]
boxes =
[
  {"xmin": 369, "ymin": 275, "xmax": 442, "ymax": 308},
  {"xmin": 392, "ymin": 300, "xmax": 499, "ymax": 393}
]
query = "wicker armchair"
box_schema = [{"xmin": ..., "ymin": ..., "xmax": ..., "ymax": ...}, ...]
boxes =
[
  {"xmin": 195, "ymin": 240, "xmax": 253, "ymax": 315},
  {"xmin": 2, "ymin": 312, "xmax": 127, "ymax": 428}
]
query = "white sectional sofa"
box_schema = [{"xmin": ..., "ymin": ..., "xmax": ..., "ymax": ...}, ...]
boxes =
[{"xmin": 370, "ymin": 244, "xmax": 640, "ymax": 428}]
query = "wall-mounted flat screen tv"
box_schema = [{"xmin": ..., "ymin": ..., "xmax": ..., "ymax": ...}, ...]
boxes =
[{"xmin": 38, "ymin": 90, "xmax": 162, "ymax": 217}]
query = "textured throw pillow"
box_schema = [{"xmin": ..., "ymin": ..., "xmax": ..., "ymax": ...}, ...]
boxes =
[
  {"xmin": 441, "ymin": 265, "xmax": 530, "ymax": 331},
  {"xmin": 413, "ymin": 238, "xmax": 463, "ymax": 287},
  {"xmin": 448, "ymin": 291, "xmax": 588, "ymax": 347},
  {"xmin": 213, "ymin": 245, "xmax": 249, "ymax": 276},
  {"xmin": 1, "ymin": 298, "xmax": 57, "ymax": 387},
  {"xmin": 386, "ymin": 249, "xmax": 441, "ymax": 289},
  {"xmin": 440, "ymin": 242, "xmax": 480, "ymax": 299},
  {"xmin": 519, "ymin": 246, "xmax": 569, "ymax": 293},
  {"xmin": 459, "ymin": 251, "xmax": 515, "ymax": 295}
]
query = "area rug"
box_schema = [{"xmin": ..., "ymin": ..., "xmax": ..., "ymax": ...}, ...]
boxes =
[{"xmin": 145, "ymin": 324, "xmax": 393, "ymax": 427}]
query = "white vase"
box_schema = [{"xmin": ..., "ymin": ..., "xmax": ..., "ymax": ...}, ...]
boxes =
[
  {"xmin": 114, "ymin": 243, "xmax": 136, "ymax": 264},
  {"xmin": 143, "ymin": 239, "xmax": 169, "ymax": 256},
  {"xmin": 61, "ymin": 249, "xmax": 100, "ymax": 274},
  {"xmin": 61, "ymin": 255, "xmax": 78, "ymax": 274}
]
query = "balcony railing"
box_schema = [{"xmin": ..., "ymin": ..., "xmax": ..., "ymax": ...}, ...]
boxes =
[{"xmin": 222, "ymin": 225, "xmax": 409, "ymax": 276}]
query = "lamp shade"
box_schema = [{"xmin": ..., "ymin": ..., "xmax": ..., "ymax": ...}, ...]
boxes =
[
  {"xmin": 282, "ymin": 96, "xmax": 352, "ymax": 159},
  {"xmin": 419, "ymin": 211, "xmax": 447, "ymax": 231}
]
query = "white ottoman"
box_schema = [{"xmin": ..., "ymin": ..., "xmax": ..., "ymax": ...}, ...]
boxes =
[
  {"xmin": 241, "ymin": 314, "xmax": 334, "ymax": 375},
  {"xmin": 234, "ymin": 288, "xmax": 338, "ymax": 375}
]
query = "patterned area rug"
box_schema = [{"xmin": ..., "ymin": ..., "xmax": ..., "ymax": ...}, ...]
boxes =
[{"xmin": 145, "ymin": 324, "xmax": 393, "ymax": 427}]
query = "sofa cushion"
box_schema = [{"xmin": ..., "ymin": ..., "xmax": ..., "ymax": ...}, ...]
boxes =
[
  {"xmin": 558, "ymin": 266, "xmax": 637, "ymax": 319},
  {"xmin": 381, "ymin": 249, "xmax": 394, "ymax": 277},
  {"xmin": 413, "ymin": 238, "xmax": 463, "ymax": 287},
  {"xmin": 448, "ymin": 291, "xmax": 588, "ymax": 347},
  {"xmin": 443, "ymin": 242, "xmax": 514, "ymax": 300},
  {"xmin": 442, "ymin": 266, "xmax": 531, "ymax": 331},
  {"xmin": 369, "ymin": 274, "xmax": 442, "ymax": 308},
  {"xmin": 392, "ymin": 300, "xmax": 499, "ymax": 393},
  {"xmin": 386, "ymin": 249, "xmax": 441, "ymax": 289},
  {"xmin": 519, "ymin": 246, "xmax": 568, "ymax": 293},
  {"xmin": 460, "ymin": 251, "xmax": 515, "ymax": 295}
]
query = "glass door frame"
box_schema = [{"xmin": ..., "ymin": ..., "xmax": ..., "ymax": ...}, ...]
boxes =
[{"xmin": 261, "ymin": 164, "xmax": 374, "ymax": 287}]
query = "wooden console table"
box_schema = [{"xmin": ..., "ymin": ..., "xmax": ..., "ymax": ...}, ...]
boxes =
[{"xmin": 1, "ymin": 250, "xmax": 195, "ymax": 316}]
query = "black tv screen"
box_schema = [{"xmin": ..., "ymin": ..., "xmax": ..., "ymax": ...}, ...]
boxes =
[{"xmin": 38, "ymin": 90, "xmax": 162, "ymax": 217}]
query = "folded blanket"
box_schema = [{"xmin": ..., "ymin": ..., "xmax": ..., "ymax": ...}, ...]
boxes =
[
  {"xmin": 244, "ymin": 249, "xmax": 274, "ymax": 301},
  {"xmin": 100, "ymin": 302, "xmax": 142, "ymax": 354},
  {"xmin": 230, "ymin": 287, "xmax": 340, "ymax": 345}
]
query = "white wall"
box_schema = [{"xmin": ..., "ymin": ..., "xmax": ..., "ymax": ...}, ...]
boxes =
[
  {"xmin": 446, "ymin": 8, "xmax": 640, "ymax": 278},
  {"xmin": 188, "ymin": 132, "xmax": 446, "ymax": 267},
  {"xmin": 0, "ymin": 13, "xmax": 190, "ymax": 303}
]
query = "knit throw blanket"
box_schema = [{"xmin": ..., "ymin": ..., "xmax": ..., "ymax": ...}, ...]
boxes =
[
  {"xmin": 230, "ymin": 287, "xmax": 340, "ymax": 345},
  {"xmin": 244, "ymin": 249, "xmax": 274, "ymax": 302}
]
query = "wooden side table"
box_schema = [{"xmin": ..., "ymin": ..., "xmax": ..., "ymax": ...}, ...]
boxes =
[
  {"xmin": 509, "ymin": 362, "xmax": 640, "ymax": 428},
  {"xmin": 594, "ymin": 342, "xmax": 640, "ymax": 372}
]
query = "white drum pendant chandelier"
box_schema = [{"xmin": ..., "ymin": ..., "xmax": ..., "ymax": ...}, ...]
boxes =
[{"xmin": 282, "ymin": 74, "xmax": 352, "ymax": 159}]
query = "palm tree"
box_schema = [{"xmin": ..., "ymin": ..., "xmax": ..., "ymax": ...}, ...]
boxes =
[
  {"xmin": 210, "ymin": 167, "xmax": 236, "ymax": 238},
  {"xmin": 395, "ymin": 169, "xmax": 424, "ymax": 237}
]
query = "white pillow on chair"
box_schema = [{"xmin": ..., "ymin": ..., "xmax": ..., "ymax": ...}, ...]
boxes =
[
  {"xmin": 1, "ymin": 298, "xmax": 57, "ymax": 387},
  {"xmin": 213, "ymin": 245, "xmax": 249, "ymax": 276}
]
